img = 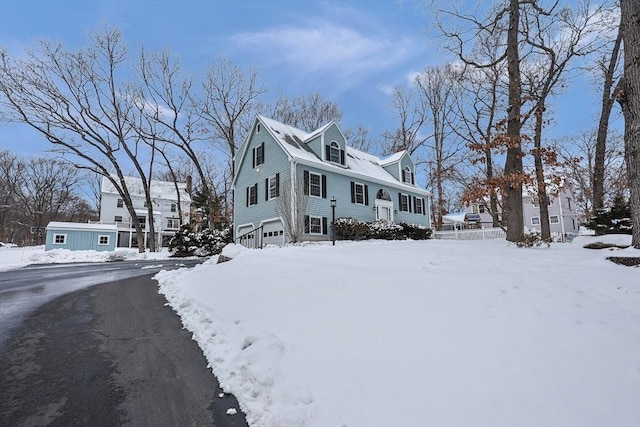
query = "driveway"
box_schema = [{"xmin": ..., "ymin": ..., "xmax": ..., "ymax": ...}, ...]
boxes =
[{"xmin": 0, "ymin": 262, "xmax": 248, "ymax": 426}]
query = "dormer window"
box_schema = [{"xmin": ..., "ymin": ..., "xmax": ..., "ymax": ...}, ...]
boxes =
[
  {"xmin": 325, "ymin": 141, "xmax": 345, "ymax": 165},
  {"xmin": 403, "ymin": 166, "xmax": 415, "ymax": 185},
  {"xmin": 257, "ymin": 123, "xmax": 261, "ymax": 133}
]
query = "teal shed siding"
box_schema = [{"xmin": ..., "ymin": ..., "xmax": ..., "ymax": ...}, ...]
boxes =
[{"xmin": 45, "ymin": 227, "xmax": 117, "ymax": 251}]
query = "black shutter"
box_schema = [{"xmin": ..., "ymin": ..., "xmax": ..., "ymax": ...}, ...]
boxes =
[
  {"xmin": 275, "ymin": 173, "xmax": 280, "ymax": 197},
  {"xmin": 303, "ymin": 170, "xmax": 309, "ymax": 195},
  {"xmin": 325, "ymin": 144, "xmax": 331, "ymax": 161},
  {"xmin": 304, "ymin": 215, "xmax": 310, "ymax": 234},
  {"xmin": 246, "ymin": 187, "xmax": 249, "ymax": 207},
  {"xmin": 351, "ymin": 182, "xmax": 356, "ymax": 203},
  {"xmin": 254, "ymin": 183, "xmax": 258, "ymax": 205},
  {"xmin": 322, "ymin": 175, "xmax": 327, "ymax": 198},
  {"xmin": 340, "ymin": 149, "xmax": 345, "ymax": 165},
  {"xmin": 261, "ymin": 142, "xmax": 265, "ymax": 164},
  {"xmin": 413, "ymin": 196, "xmax": 417, "ymax": 212},
  {"xmin": 422, "ymin": 198, "xmax": 426, "ymax": 215},
  {"xmin": 364, "ymin": 185, "xmax": 369, "ymax": 206},
  {"xmin": 411, "ymin": 172, "xmax": 415, "ymax": 185},
  {"xmin": 409, "ymin": 195, "xmax": 413, "ymax": 213},
  {"xmin": 252, "ymin": 147, "xmax": 256, "ymax": 169},
  {"xmin": 265, "ymin": 178, "xmax": 269, "ymax": 201},
  {"xmin": 322, "ymin": 217, "xmax": 328, "ymax": 235},
  {"xmin": 398, "ymin": 193, "xmax": 402, "ymax": 209}
]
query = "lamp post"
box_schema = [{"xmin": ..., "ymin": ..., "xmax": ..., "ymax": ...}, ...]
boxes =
[{"xmin": 330, "ymin": 197, "xmax": 336, "ymax": 246}]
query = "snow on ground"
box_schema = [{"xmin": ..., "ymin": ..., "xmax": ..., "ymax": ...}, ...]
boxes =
[
  {"xmin": 0, "ymin": 245, "xmax": 175, "ymax": 271},
  {"xmin": 156, "ymin": 235, "xmax": 640, "ymax": 427}
]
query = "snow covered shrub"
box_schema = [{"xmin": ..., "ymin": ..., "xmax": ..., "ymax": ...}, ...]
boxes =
[
  {"xmin": 585, "ymin": 194, "xmax": 632, "ymax": 235},
  {"xmin": 168, "ymin": 224, "xmax": 232, "ymax": 256},
  {"xmin": 516, "ymin": 231, "xmax": 551, "ymax": 248},
  {"xmin": 399, "ymin": 223, "xmax": 433, "ymax": 240},
  {"xmin": 334, "ymin": 218, "xmax": 370, "ymax": 240},
  {"xmin": 368, "ymin": 220, "xmax": 404, "ymax": 240}
]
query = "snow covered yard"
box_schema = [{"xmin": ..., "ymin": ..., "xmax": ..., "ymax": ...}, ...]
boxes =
[
  {"xmin": 0, "ymin": 245, "xmax": 175, "ymax": 271},
  {"xmin": 155, "ymin": 236, "xmax": 640, "ymax": 427}
]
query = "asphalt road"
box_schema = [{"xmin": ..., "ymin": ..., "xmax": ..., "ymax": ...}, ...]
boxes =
[{"xmin": 0, "ymin": 262, "xmax": 249, "ymax": 426}]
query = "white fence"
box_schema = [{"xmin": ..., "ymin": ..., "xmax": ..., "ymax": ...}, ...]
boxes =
[{"xmin": 433, "ymin": 227, "xmax": 506, "ymax": 240}]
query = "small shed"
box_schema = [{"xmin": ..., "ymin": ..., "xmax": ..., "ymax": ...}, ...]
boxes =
[{"xmin": 45, "ymin": 222, "xmax": 117, "ymax": 252}]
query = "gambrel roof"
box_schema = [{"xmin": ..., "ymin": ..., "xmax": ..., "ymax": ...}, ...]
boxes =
[{"xmin": 235, "ymin": 115, "xmax": 430, "ymax": 196}]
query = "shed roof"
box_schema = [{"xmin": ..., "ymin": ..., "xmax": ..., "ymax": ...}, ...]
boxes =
[{"xmin": 46, "ymin": 221, "xmax": 117, "ymax": 232}]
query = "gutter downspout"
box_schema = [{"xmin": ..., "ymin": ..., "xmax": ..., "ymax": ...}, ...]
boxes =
[{"xmin": 558, "ymin": 195, "xmax": 566, "ymax": 242}]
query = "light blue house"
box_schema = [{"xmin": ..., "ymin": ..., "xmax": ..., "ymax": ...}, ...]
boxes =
[
  {"xmin": 45, "ymin": 222, "xmax": 117, "ymax": 251},
  {"xmin": 232, "ymin": 115, "xmax": 431, "ymax": 245}
]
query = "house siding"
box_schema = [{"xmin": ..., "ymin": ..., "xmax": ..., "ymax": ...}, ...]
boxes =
[{"xmin": 234, "ymin": 125, "xmax": 292, "ymax": 240}]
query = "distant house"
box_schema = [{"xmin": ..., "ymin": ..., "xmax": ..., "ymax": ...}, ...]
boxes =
[
  {"xmin": 45, "ymin": 222, "xmax": 117, "ymax": 251},
  {"xmin": 232, "ymin": 115, "xmax": 431, "ymax": 245},
  {"xmin": 443, "ymin": 180, "xmax": 579, "ymax": 238},
  {"xmin": 99, "ymin": 176, "xmax": 191, "ymax": 249}
]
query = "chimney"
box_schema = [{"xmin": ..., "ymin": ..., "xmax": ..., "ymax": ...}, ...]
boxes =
[{"xmin": 186, "ymin": 175, "xmax": 192, "ymax": 194}]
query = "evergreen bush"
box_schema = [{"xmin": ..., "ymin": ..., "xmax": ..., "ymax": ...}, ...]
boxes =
[
  {"xmin": 168, "ymin": 223, "xmax": 233, "ymax": 256},
  {"xmin": 585, "ymin": 194, "xmax": 632, "ymax": 235},
  {"xmin": 333, "ymin": 218, "xmax": 432, "ymax": 241}
]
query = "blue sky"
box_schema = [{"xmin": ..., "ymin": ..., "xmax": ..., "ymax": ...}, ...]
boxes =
[{"xmin": 0, "ymin": 0, "xmax": 621, "ymax": 158}]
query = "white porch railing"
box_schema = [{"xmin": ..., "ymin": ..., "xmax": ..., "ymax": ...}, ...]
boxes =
[{"xmin": 433, "ymin": 227, "xmax": 506, "ymax": 240}]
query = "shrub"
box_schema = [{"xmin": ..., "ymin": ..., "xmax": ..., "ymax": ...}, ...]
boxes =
[
  {"xmin": 515, "ymin": 231, "xmax": 551, "ymax": 248},
  {"xmin": 168, "ymin": 224, "xmax": 233, "ymax": 256},
  {"xmin": 585, "ymin": 194, "xmax": 632, "ymax": 235},
  {"xmin": 334, "ymin": 218, "xmax": 433, "ymax": 241}
]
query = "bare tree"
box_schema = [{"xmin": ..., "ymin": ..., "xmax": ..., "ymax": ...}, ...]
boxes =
[
  {"xmin": 618, "ymin": 0, "xmax": 640, "ymax": 248},
  {"xmin": 266, "ymin": 92, "xmax": 344, "ymax": 132},
  {"xmin": 0, "ymin": 27, "xmax": 153, "ymax": 252},
  {"xmin": 381, "ymin": 84, "xmax": 429, "ymax": 156},
  {"xmin": 520, "ymin": 0, "xmax": 606, "ymax": 240},
  {"xmin": 414, "ymin": 65, "xmax": 467, "ymax": 229},
  {"xmin": 275, "ymin": 175, "xmax": 308, "ymax": 243}
]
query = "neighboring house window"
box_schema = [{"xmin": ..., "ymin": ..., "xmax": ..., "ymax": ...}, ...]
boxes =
[
  {"xmin": 53, "ymin": 234, "xmax": 66, "ymax": 244},
  {"xmin": 117, "ymin": 198, "xmax": 124, "ymax": 208},
  {"xmin": 253, "ymin": 142, "xmax": 265, "ymax": 168},
  {"xmin": 114, "ymin": 216, "xmax": 122, "ymax": 223},
  {"xmin": 138, "ymin": 216, "xmax": 146, "ymax": 229},
  {"xmin": 350, "ymin": 182, "xmax": 368, "ymax": 205},
  {"xmin": 304, "ymin": 215, "xmax": 328, "ymax": 235},
  {"xmin": 303, "ymin": 170, "xmax": 326, "ymax": 198},
  {"xmin": 402, "ymin": 166, "xmax": 414, "ymax": 185},
  {"xmin": 144, "ymin": 201, "xmax": 148, "ymax": 208},
  {"xmin": 166, "ymin": 218, "xmax": 180, "ymax": 229},
  {"xmin": 399, "ymin": 193, "xmax": 410, "ymax": 212},
  {"xmin": 566, "ymin": 197, "xmax": 572, "ymax": 211},
  {"xmin": 531, "ymin": 216, "xmax": 540, "ymax": 226},
  {"xmin": 479, "ymin": 204, "xmax": 486, "ymax": 213},
  {"xmin": 98, "ymin": 235, "xmax": 110, "ymax": 245},
  {"xmin": 257, "ymin": 123, "xmax": 261, "ymax": 133},
  {"xmin": 247, "ymin": 183, "xmax": 258, "ymax": 206},
  {"xmin": 171, "ymin": 203, "xmax": 177, "ymax": 213},
  {"xmin": 550, "ymin": 215, "xmax": 560, "ymax": 224},
  {"xmin": 265, "ymin": 174, "xmax": 280, "ymax": 200}
]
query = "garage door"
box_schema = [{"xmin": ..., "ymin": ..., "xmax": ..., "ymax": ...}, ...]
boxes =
[{"xmin": 262, "ymin": 219, "xmax": 285, "ymax": 246}]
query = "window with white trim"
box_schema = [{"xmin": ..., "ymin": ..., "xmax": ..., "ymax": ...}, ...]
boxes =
[
  {"xmin": 53, "ymin": 234, "xmax": 67, "ymax": 244},
  {"xmin": 329, "ymin": 141, "xmax": 340, "ymax": 163},
  {"xmin": 98, "ymin": 235, "xmax": 110, "ymax": 245},
  {"xmin": 114, "ymin": 216, "xmax": 122, "ymax": 223},
  {"xmin": 400, "ymin": 194, "xmax": 410, "ymax": 212},
  {"xmin": 248, "ymin": 184, "xmax": 258, "ymax": 206},
  {"xmin": 137, "ymin": 216, "xmax": 146, "ymax": 229},
  {"xmin": 531, "ymin": 216, "xmax": 540, "ymax": 226},
  {"xmin": 309, "ymin": 216, "xmax": 322, "ymax": 234},
  {"xmin": 309, "ymin": 172, "xmax": 321, "ymax": 197},
  {"xmin": 253, "ymin": 142, "xmax": 265, "ymax": 168},
  {"xmin": 353, "ymin": 182, "xmax": 365, "ymax": 205},
  {"xmin": 403, "ymin": 166, "xmax": 414, "ymax": 184},
  {"xmin": 117, "ymin": 198, "xmax": 124, "ymax": 208},
  {"xmin": 550, "ymin": 215, "xmax": 560, "ymax": 224},
  {"xmin": 414, "ymin": 197, "xmax": 423, "ymax": 214},
  {"xmin": 268, "ymin": 175, "xmax": 278, "ymax": 200},
  {"xmin": 166, "ymin": 218, "xmax": 180, "ymax": 229},
  {"xmin": 170, "ymin": 203, "xmax": 177, "ymax": 213}
]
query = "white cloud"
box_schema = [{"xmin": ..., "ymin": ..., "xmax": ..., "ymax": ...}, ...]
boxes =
[{"xmin": 231, "ymin": 21, "xmax": 417, "ymax": 89}]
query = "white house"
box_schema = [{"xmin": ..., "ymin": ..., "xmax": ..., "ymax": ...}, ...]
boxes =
[{"xmin": 99, "ymin": 176, "xmax": 191, "ymax": 249}]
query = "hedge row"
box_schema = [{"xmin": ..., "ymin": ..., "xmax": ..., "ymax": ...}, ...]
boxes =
[
  {"xmin": 168, "ymin": 223, "xmax": 233, "ymax": 256},
  {"xmin": 333, "ymin": 218, "xmax": 432, "ymax": 241}
]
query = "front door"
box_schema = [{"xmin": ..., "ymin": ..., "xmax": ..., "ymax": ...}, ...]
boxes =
[{"xmin": 375, "ymin": 200, "xmax": 394, "ymax": 222}]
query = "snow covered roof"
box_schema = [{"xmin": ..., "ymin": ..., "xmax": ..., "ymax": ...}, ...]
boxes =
[
  {"xmin": 380, "ymin": 151, "xmax": 406, "ymax": 166},
  {"xmin": 101, "ymin": 175, "xmax": 192, "ymax": 202},
  {"xmin": 253, "ymin": 115, "xmax": 429, "ymax": 195},
  {"xmin": 46, "ymin": 221, "xmax": 117, "ymax": 232}
]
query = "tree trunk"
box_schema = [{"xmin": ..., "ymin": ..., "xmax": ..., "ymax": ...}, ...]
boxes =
[
  {"xmin": 619, "ymin": 0, "xmax": 640, "ymax": 249},
  {"xmin": 594, "ymin": 29, "xmax": 623, "ymax": 212},
  {"xmin": 504, "ymin": 0, "xmax": 525, "ymax": 242},
  {"xmin": 533, "ymin": 104, "xmax": 551, "ymax": 241}
]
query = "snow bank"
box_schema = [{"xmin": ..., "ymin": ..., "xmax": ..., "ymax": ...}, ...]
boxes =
[{"xmin": 156, "ymin": 239, "xmax": 640, "ymax": 427}]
